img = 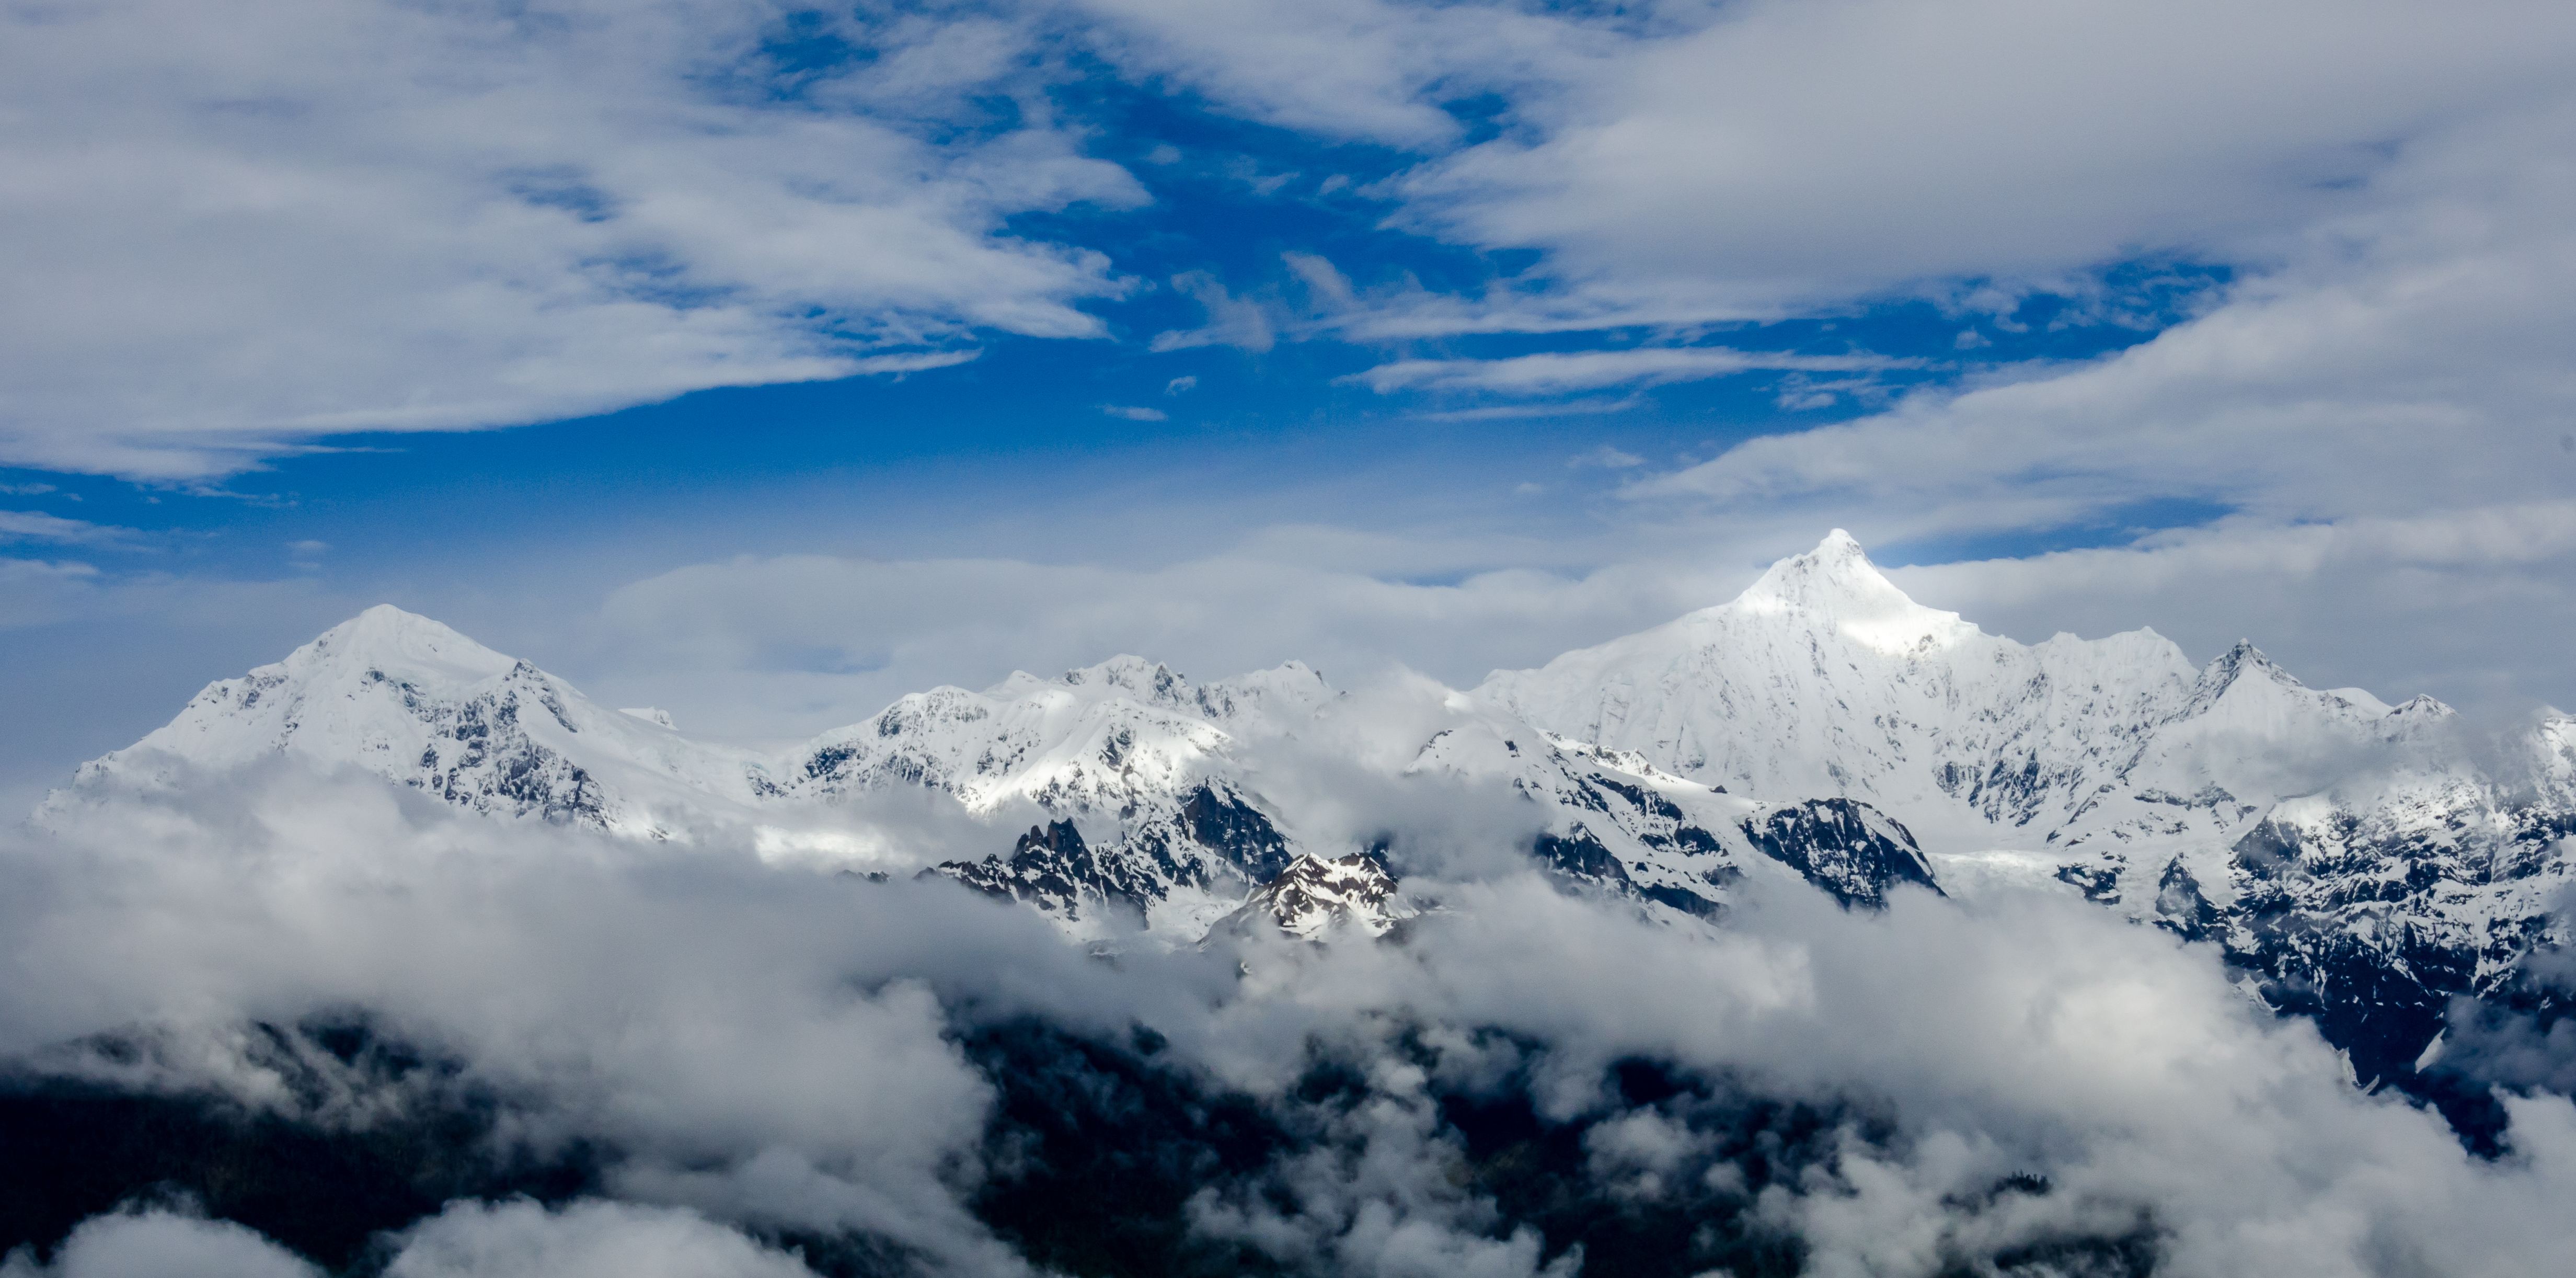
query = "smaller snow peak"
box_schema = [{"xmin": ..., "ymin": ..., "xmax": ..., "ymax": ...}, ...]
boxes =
[
  {"xmin": 620, "ymin": 707, "xmax": 678, "ymax": 731},
  {"xmin": 2374, "ymin": 694, "xmax": 2461, "ymax": 748},
  {"xmin": 1219, "ymin": 850, "xmax": 1412, "ymax": 942},
  {"xmin": 1063, "ymin": 655, "xmax": 1188, "ymax": 701},
  {"xmin": 2187, "ymin": 640, "xmax": 2312, "ymax": 711},
  {"xmin": 1728, "ymin": 531, "xmax": 1976, "ymax": 655},
  {"xmin": 984, "ymin": 670, "xmax": 1048, "ymax": 698}
]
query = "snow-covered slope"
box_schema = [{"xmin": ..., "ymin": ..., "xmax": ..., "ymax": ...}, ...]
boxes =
[
  {"xmin": 48, "ymin": 606, "xmax": 778, "ymax": 837},
  {"xmin": 1402, "ymin": 713, "xmax": 1937, "ymax": 916},
  {"xmin": 785, "ymin": 654, "xmax": 1332, "ymax": 813},
  {"xmin": 1480, "ymin": 531, "xmax": 2576, "ymax": 1086}
]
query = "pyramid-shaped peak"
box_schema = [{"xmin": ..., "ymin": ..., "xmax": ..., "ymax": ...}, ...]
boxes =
[
  {"xmin": 1743, "ymin": 530, "xmax": 1900, "ymax": 596},
  {"xmin": 1727, "ymin": 532, "xmax": 1978, "ymax": 654},
  {"xmin": 298, "ymin": 604, "xmax": 517, "ymax": 687},
  {"xmin": 2206, "ymin": 640, "xmax": 2288, "ymax": 682}
]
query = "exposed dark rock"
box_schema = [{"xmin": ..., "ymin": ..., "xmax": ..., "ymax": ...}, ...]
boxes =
[{"xmin": 1740, "ymin": 800, "xmax": 1941, "ymax": 910}]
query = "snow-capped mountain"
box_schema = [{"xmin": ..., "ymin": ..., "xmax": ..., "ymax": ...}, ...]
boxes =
[
  {"xmin": 42, "ymin": 533, "xmax": 2576, "ymax": 1094},
  {"xmin": 50, "ymin": 606, "xmax": 779, "ymax": 837},
  {"xmin": 782, "ymin": 654, "xmax": 1331, "ymax": 936},
  {"xmin": 47, "ymin": 603, "xmax": 1942, "ymax": 941},
  {"xmin": 1479, "ymin": 531, "xmax": 2576, "ymax": 1086}
]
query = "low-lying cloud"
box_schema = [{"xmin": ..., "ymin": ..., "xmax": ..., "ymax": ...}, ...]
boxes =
[{"xmin": 6, "ymin": 756, "xmax": 2576, "ymax": 1275}]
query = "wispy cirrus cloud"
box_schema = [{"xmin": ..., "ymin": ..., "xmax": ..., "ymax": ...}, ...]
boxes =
[
  {"xmin": 1146, "ymin": 271, "xmax": 1279, "ymax": 352},
  {"xmin": 0, "ymin": 510, "xmax": 133, "ymax": 546},
  {"xmin": 1350, "ymin": 348, "xmax": 1916, "ymax": 396}
]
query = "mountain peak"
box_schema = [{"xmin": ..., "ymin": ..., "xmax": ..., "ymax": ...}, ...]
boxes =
[
  {"xmin": 1062, "ymin": 654, "xmax": 1186, "ymax": 697},
  {"xmin": 1727, "ymin": 531, "xmax": 1976, "ymax": 655},
  {"xmin": 298, "ymin": 604, "xmax": 517, "ymax": 690},
  {"xmin": 1212, "ymin": 851, "xmax": 1411, "ymax": 942}
]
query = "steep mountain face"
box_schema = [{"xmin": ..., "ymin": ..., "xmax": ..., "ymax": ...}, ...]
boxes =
[
  {"xmin": 785, "ymin": 655, "xmax": 1326, "ymax": 938},
  {"xmin": 1402, "ymin": 716, "xmax": 1938, "ymax": 916},
  {"xmin": 1480, "ymin": 532, "xmax": 2576, "ymax": 1088}
]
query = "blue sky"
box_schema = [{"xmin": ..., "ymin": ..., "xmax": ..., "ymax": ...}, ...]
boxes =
[{"xmin": 6, "ymin": 0, "xmax": 2576, "ymax": 794}]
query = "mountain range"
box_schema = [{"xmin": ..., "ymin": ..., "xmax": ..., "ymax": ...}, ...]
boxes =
[{"xmin": 41, "ymin": 532, "xmax": 2576, "ymax": 1103}]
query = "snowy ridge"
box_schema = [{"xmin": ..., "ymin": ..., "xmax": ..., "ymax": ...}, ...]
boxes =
[
  {"xmin": 42, "ymin": 534, "xmax": 2576, "ymax": 1090},
  {"xmin": 783, "ymin": 655, "xmax": 1329, "ymax": 939},
  {"xmin": 785, "ymin": 653, "xmax": 1327, "ymax": 815}
]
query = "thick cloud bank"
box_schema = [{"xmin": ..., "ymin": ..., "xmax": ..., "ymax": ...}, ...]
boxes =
[{"xmin": 5, "ymin": 761, "xmax": 2576, "ymax": 1276}]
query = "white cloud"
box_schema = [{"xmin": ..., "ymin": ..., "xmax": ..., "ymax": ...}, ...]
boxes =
[
  {"xmin": 1102, "ymin": 404, "xmax": 1170, "ymax": 421},
  {"xmin": 1, "ymin": 775, "xmax": 1041, "ymax": 1272},
  {"xmin": 1352, "ymin": 348, "xmax": 1908, "ymax": 395},
  {"xmin": 1632, "ymin": 109, "xmax": 2576, "ymax": 521},
  {"xmin": 384, "ymin": 1201, "xmax": 816, "ymax": 1278},
  {"xmin": 16, "ymin": 746, "xmax": 2576, "ymax": 1277},
  {"xmin": 1567, "ymin": 446, "xmax": 1641, "ymax": 470},
  {"xmin": 1412, "ymin": 397, "xmax": 1640, "ymax": 423},
  {"xmin": 1386, "ymin": 0, "xmax": 2576, "ymax": 325},
  {"xmin": 1574, "ymin": 99, "xmax": 2576, "ymax": 715},
  {"xmin": 0, "ymin": 1209, "xmax": 318, "ymax": 1278},
  {"xmin": 1066, "ymin": 0, "xmax": 1594, "ymax": 149},
  {"xmin": 1060, "ymin": 0, "xmax": 2576, "ymax": 334},
  {"xmin": 0, "ymin": 1, "xmax": 1141, "ymax": 478},
  {"xmin": 1148, "ymin": 270, "xmax": 1278, "ymax": 352},
  {"xmin": 579, "ymin": 544, "xmax": 1746, "ymax": 744},
  {"xmin": 0, "ymin": 511, "xmax": 129, "ymax": 546},
  {"xmin": 1885, "ymin": 506, "xmax": 2576, "ymax": 722}
]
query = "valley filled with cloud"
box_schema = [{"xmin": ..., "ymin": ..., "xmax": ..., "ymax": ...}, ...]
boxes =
[{"xmin": 5, "ymin": 3, "xmax": 2574, "ymax": 1275}]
